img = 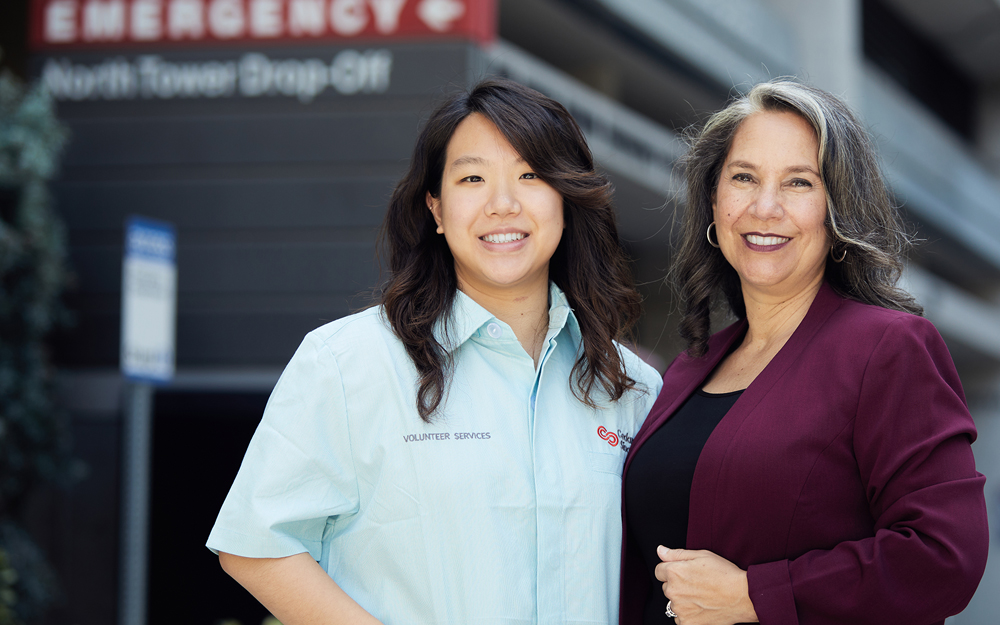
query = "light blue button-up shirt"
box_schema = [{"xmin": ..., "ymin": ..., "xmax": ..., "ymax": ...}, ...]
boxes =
[{"xmin": 208, "ymin": 284, "xmax": 661, "ymax": 624}]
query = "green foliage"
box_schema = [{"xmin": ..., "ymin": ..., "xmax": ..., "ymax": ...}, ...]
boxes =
[
  {"xmin": 0, "ymin": 545, "xmax": 21, "ymax": 625},
  {"xmin": 0, "ymin": 524, "xmax": 55, "ymax": 625},
  {"xmin": 0, "ymin": 67, "xmax": 71, "ymax": 513},
  {"xmin": 0, "ymin": 62, "xmax": 73, "ymax": 622}
]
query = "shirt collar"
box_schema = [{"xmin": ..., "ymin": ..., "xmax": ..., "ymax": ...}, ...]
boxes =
[{"xmin": 434, "ymin": 282, "xmax": 580, "ymax": 353}]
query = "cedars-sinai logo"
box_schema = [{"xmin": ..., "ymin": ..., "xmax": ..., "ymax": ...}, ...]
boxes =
[
  {"xmin": 598, "ymin": 426, "xmax": 633, "ymax": 452},
  {"xmin": 597, "ymin": 426, "xmax": 619, "ymax": 447}
]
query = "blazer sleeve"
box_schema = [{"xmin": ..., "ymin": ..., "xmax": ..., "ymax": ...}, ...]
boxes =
[{"xmin": 747, "ymin": 315, "xmax": 988, "ymax": 625}]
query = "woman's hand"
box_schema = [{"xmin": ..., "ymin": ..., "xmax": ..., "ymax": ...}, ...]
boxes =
[{"xmin": 655, "ymin": 546, "xmax": 759, "ymax": 625}]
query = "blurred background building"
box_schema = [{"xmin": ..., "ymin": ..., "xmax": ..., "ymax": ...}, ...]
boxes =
[{"xmin": 0, "ymin": 0, "xmax": 997, "ymax": 622}]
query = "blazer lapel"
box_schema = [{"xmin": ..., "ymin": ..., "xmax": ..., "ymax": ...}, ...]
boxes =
[
  {"xmin": 686, "ymin": 283, "xmax": 846, "ymax": 548},
  {"xmin": 624, "ymin": 320, "xmax": 746, "ymax": 478}
]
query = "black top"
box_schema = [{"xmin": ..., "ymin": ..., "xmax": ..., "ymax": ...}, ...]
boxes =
[{"xmin": 623, "ymin": 388, "xmax": 744, "ymax": 624}]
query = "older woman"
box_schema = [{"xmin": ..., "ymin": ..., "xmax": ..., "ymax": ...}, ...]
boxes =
[
  {"xmin": 621, "ymin": 79, "xmax": 988, "ymax": 625},
  {"xmin": 207, "ymin": 79, "xmax": 661, "ymax": 624}
]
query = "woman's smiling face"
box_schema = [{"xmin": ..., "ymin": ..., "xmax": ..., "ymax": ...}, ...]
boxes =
[
  {"xmin": 427, "ymin": 113, "xmax": 564, "ymax": 302},
  {"xmin": 712, "ymin": 110, "xmax": 831, "ymax": 301}
]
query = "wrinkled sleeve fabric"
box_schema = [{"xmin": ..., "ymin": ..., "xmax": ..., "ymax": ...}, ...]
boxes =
[
  {"xmin": 748, "ymin": 316, "xmax": 988, "ymax": 625},
  {"xmin": 206, "ymin": 332, "xmax": 360, "ymax": 561}
]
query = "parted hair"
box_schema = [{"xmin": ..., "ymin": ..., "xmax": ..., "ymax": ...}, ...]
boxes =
[
  {"xmin": 379, "ymin": 78, "xmax": 642, "ymax": 422},
  {"xmin": 673, "ymin": 78, "xmax": 922, "ymax": 357}
]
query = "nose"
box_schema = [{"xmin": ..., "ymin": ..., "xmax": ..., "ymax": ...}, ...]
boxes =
[
  {"xmin": 750, "ymin": 184, "xmax": 783, "ymax": 220},
  {"xmin": 486, "ymin": 178, "xmax": 521, "ymax": 217}
]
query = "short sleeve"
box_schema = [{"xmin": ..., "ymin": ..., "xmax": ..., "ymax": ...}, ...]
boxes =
[{"xmin": 206, "ymin": 332, "xmax": 360, "ymax": 560}]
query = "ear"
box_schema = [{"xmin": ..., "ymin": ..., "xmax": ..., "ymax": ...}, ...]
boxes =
[{"xmin": 426, "ymin": 191, "xmax": 444, "ymax": 234}]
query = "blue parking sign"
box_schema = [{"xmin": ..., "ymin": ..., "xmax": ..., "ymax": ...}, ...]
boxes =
[{"xmin": 120, "ymin": 216, "xmax": 177, "ymax": 383}]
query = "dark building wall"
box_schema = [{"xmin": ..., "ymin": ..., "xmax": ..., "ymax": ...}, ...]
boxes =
[
  {"xmin": 41, "ymin": 43, "xmax": 480, "ymax": 369},
  {"xmin": 23, "ymin": 414, "xmax": 122, "ymax": 625}
]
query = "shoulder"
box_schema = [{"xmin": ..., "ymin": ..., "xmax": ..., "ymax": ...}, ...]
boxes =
[
  {"xmin": 605, "ymin": 341, "xmax": 662, "ymax": 428},
  {"xmin": 615, "ymin": 341, "xmax": 663, "ymax": 398},
  {"xmin": 275, "ymin": 306, "xmax": 411, "ymax": 407},
  {"xmin": 808, "ymin": 294, "xmax": 964, "ymax": 397},
  {"xmin": 825, "ymin": 296, "xmax": 942, "ymax": 351},
  {"xmin": 304, "ymin": 305, "xmax": 400, "ymax": 358},
  {"xmin": 282, "ymin": 307, "xmax": 408, "ymax": 384}
]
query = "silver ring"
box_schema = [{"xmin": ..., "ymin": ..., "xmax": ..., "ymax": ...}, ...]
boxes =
[{"xmin": 665, "ymin": 600, "xmax": 677, "ymax": 618}]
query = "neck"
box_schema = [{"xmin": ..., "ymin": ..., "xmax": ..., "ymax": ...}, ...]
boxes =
[
  {"xmin": 458, "ymin": 279, "xmax": 551, "ymax": 366},
  {"xmin": 740, "ymin": 278, "xmax": 824, "ymax": 351}
]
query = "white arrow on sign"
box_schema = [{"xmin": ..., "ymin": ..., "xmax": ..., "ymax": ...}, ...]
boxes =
[{"xmin": 417, "ymin": 0, "xmax": 466, "ymax": 32}]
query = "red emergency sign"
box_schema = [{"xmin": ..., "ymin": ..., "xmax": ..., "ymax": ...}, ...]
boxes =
[{"xmin": 29, "ymin": 0, "xmax": 496, "ymax": 48}]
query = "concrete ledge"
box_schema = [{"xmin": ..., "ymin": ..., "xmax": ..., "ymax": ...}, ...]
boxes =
[{"xmin": 56, "ymin": 368, "xmax": 282, "ymax": 416}]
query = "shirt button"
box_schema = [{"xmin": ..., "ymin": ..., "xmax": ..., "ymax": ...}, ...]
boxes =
[{"xmin": 486, "ymin": 322, "xmax": 502, "ymax": 338}]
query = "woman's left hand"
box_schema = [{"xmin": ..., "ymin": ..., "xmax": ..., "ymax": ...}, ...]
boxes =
[{"xmin": 655, "ymin": 545, "xmax": 759, "ymax": 624}]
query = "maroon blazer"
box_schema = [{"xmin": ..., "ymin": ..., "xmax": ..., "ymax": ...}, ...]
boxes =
[{"xmin": 620, "ymin": 283, "xmax": 988, "ymax": 625}]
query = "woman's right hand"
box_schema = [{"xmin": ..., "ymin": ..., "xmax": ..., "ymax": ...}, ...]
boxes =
[
  {"xmin": 654, "ymin": 546, "xmax": 759, "ymax": 625},
  {"xmin": 219, "ymin": 551, "xmax": 383, "ymax": 625}
]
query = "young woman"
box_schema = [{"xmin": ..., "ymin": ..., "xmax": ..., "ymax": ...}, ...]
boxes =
[{"xmin": 207, "ymin": 78, "xmax": 661, "ymax": 624}]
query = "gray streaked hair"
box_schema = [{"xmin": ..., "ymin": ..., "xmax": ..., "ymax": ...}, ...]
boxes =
[{"xmin": 672, "ymin": 78, "xmax": 921, "ymax": 357}]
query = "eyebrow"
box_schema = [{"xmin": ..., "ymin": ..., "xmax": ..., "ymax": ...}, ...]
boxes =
[
  {"xmin": 449, "ymin": 155, "xmax": 489, "ymax": 169},
  {"xmin": 447, "ymin": 155, "xmax": 528, "ymax": 170},
  {"xmin": 726, "ymin": 160, "xmax": 820, "ymax": 177}
]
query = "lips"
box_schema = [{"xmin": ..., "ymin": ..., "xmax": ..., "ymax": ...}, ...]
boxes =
[
  {"xmin": 481, "ymin": 233, "xmax": 526, "ymax": 243},
  {"xmin": 744, "ymin": 234, "xmax": 790, "ymax": 246}
]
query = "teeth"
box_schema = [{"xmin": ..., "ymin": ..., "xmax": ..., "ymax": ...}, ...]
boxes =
[
  {"xmin": 482, "ymin": 233, "xmax": 526, "ymax": 243},
  {"xmin": 745, "ymin": 234, "xmax": 789, "ymax": 246}
]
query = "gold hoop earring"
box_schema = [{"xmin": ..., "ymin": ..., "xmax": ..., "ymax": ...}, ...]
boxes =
[
  {"xmin": 830, "ymin": 246, "xmax": 847, "ymax": 263},
  {"xmin": 706, "ymin": 222, "xmax": 721, "ymax": 248}
]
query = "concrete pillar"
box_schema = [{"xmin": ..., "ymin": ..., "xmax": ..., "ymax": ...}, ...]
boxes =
[
  {"xmin": 978, "ymin": 83, "xmax": 1000, "ymax": 178},
  {"xmin": 760, "ymin": 0, "xmax": 863, "ymax": 103}
]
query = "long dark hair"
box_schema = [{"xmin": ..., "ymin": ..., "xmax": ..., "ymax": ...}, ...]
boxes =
[
  {"xmin": 379, "ymin": 78, "xmax": 642, "ymax": 422},
  {"xmin": 673, "ymin": 78, "xmax": 922, "ymax": 357}
]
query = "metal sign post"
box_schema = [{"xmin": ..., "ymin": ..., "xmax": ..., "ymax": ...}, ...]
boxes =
[
  {"xmin": 119, "ymin": 216, "xmax": 176, "ymax": 625},
  {"xmin": 119, "ymin": 381, "xmax": 154, "ymax": 625}
]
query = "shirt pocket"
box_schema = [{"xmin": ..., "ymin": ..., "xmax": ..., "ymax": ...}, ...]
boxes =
[{"xmin": 587, "ymin": 450, "xmax": 625, "ymax": 477}]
